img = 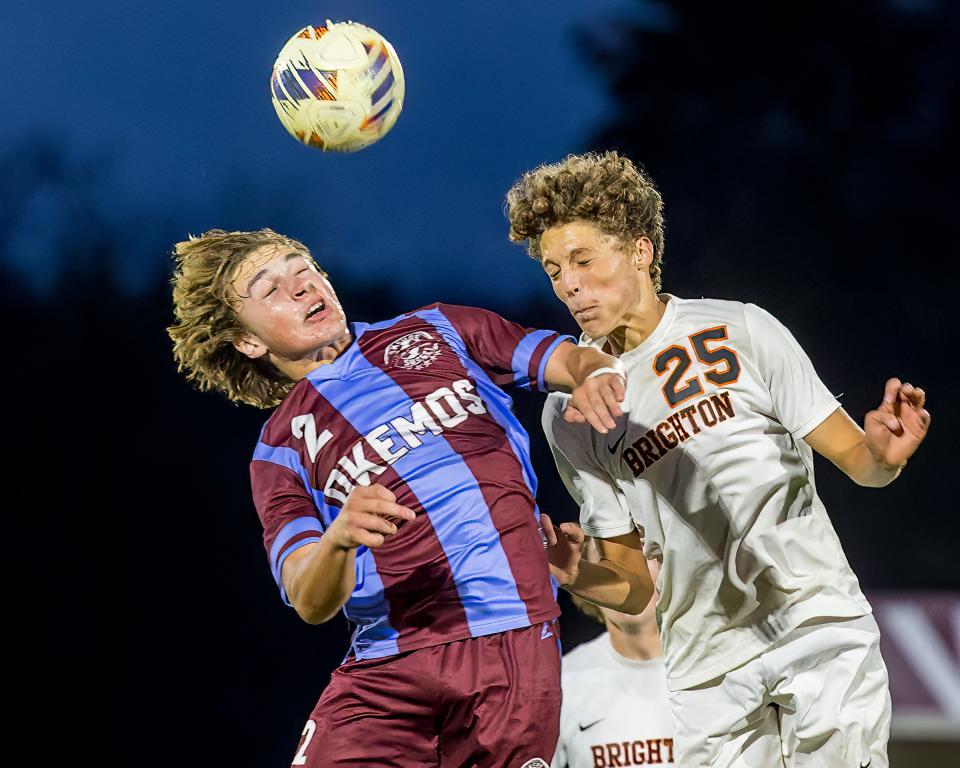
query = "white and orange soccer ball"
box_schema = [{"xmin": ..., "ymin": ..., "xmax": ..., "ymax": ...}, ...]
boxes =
[{"xmin": 269, "ymin": 20, "xmax": 405, "ymax": 152}]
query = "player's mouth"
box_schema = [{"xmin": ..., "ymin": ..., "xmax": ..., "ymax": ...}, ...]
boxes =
[
  {"xmin": 573, "ymin": 305, "xmax": 599, "ymax": 321},
  {"xmin": 305, "ymin": 299, "xmax": 327, "ymax": 322}
]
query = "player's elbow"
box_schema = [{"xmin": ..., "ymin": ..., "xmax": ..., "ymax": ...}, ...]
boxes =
[
  {"xmin": 293, "ymin": 599, "xmax": 338, "ymax": 626},
  {"xmin": 287, "ymin": 581, "xmax": 339, "ymax": 625}
]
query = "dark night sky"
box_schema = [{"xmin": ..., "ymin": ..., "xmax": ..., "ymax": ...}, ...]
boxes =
[{"xmin": 1, "ymin": 0, "xmax": 645, "ymax": 300}]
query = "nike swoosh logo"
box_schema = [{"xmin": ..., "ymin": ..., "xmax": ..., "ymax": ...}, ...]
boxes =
[
  {"xmin": 608, "ymin": 428, "xmax": 628, "ymax": 454},
  {"xmin": 579, "ymin": 719, "xmax": 604, "ymax": 731}
]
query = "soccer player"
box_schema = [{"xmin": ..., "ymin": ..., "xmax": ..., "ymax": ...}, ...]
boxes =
[
  {"xmin": 550, "ymin": 535, "xmax": 674, "ymax": 768},
  {"xmin": 167, "ymin": 228, "xmax": 653, "ymax": 768},
  {"xmin": 506, "ymin": 152, "xmax": 931, "ymax": 768}
]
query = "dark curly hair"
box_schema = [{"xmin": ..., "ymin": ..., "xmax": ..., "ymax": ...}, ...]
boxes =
[{"xmin": 506, "ymin": 151, "xmax": 665, "ymax": 291}]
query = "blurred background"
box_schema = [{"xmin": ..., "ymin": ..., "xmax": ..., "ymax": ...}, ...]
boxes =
[{"xmin": 4, "ymin": 0, "xmax": 957, "ymax": 764}]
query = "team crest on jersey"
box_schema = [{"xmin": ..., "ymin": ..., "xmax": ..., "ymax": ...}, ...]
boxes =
[
  {"xmin": 519, "ymin": 760, "xmax": 548, "ymax": 768},
  {"xmin": 384, "ymin": 331, "xmax": 442, "ymax": 370}
]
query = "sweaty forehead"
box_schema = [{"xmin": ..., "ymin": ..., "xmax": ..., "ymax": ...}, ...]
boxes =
[
  {"xmin": 239, "ymin": 243, "xmax": 302, "ymax": 271},
  {"xmin": 232, "ymin": 245, "xmax": 310, "ymax": 282}
]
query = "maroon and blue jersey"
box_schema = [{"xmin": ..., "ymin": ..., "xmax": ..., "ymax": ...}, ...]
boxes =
[{"xmin": 250, "ymin": 303, "xmax": 573, "ymax": 660}]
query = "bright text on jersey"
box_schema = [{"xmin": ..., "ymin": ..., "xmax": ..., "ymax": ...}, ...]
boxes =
[{"xmin": 292, "ymin": 378, "xmax": 487, "ymax": 505}]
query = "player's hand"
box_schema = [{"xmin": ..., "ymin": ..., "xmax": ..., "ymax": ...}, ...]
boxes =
[
  {"xmin": 863, "ymin": 378, "xmax": 931, "ymax": 470},
  {"xmin": 565, "ymin": 371, "xmax": 628, "ymax": 434},
  {"xmin": 327, "ymin": 484, "xmax": 415, "ymax": 551},
  {"xmin": 541, "ymin": 513, "xmax": 584, "ymax": 587}
]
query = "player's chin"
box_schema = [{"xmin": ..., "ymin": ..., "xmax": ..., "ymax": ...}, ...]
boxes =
[
  {"xmin": 575, "ymin": 314, "xmax": 611, "ymax": 338},
  {"xmin": 302, "ymin": 322, "xmax": 346, "ymax": 347}
]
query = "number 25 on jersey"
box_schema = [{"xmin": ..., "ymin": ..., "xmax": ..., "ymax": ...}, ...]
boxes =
[{"xmin": 653, "ymin": 326, "xmax": 741, "ymax": 408}]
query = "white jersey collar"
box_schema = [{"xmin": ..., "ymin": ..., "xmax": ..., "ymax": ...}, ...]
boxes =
[{"xmin": 578, "ymin": 293, "xmax": 680, "ymax": 359}]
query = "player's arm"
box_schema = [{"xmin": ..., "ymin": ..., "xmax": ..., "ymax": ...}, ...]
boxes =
[
  {"xmin": 804, "ymin": 378, "xmax": 930, "ymax": 488},
  {"xmin": 743, "ymin": 303, "xmax": 931, "ymax": 486},
  {"xmin": 282, "ymin": 485, "xmax": 415, "ymax": 624},
  {"xmin": 541, "ymin": 399, "xmax": 652, "ymax": 612},
  {"xmin": 542, "ymin": 515, "xmax": 653, "ymax": 614},
  {"xmin": 434, "ymin": 303, "xmax": 626, "ymax": 433},
  {"xmin": 543, "ymin": 341, "xmax": 628, "ymax": 434}
]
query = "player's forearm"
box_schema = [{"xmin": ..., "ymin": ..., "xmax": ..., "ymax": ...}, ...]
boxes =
[
  {"xmin": 287, "ymin": 537, "xmax": 357, "ymax": 624},
  {"xmin": 564, "ymin": 559, "xmax": 653, "ymax": 615},
  {"xmin": 545, "ymin": 344, "xmax": 620, "ymax": 392},
  {"xmin": 565, "ymin": 346, "xmax": 621, "ymax": 390},
  {"xmin": 829, "ymin": 440, "xmax": 903, "ymax": 488}
]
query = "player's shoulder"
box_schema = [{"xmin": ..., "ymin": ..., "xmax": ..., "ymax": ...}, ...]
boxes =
[
  {"xmin": 257, "ymin": 380, "xmax": 319, "ymax": 448},
  {"xmin": 405, "ymin": 302, "xmax": 485, "ymax": 321},
  {"xmin": 398, "ymin": 302, "xmax": 504, "ymax": 338},
  {"xmin": 405, "ymin": 300, "xmax": 445, "ymax": 315},
  {"xmin": 347, "ymin": 306, "xmax": 461, "ymax": 350},
  {"xmin": 668, "ymin": 293, "xmax": 753, "ymax": 326}
]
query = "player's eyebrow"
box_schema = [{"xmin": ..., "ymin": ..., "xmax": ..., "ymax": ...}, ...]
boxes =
[{"xmin": 245, "ymin": 251, "xmax": 305, "ymax": 295}]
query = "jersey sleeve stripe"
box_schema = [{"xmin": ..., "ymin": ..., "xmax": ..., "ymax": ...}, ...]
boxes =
[
  {"xmin": 270, "ymin": 515, "xmax": 325, "ymax": 581},
  {"xmin": 510, "ymin": 329, "xmax": 555, "ymax": 390},
  {"xmin": 276, "ymin": 535, "xmax": 323, "ymax": 606},
  {"xmin": 535, "ymin": 334, "xmax": 575, "ymax": 393}
]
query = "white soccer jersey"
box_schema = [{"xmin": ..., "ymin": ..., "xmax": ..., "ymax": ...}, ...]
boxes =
[
  {"xmin": 553, "ymin": 633, "xmax": 675, "ymax": 768},
  {"xmin": 543, "ymin": 295, "xmax": 872, "ymax": 691}
]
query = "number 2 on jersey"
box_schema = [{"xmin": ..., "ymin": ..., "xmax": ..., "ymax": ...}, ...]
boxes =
[
  {"xmin": 654, "ymin": 326, "xmax": 741, "ymax": 408},
  {"xmin": 292, "ymin": 720, "xmax": 317, "ymax": 765}
]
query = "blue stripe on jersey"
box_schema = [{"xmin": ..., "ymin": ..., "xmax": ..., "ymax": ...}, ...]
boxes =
[
  {"xmin": 420, "ymin": 306, "xmax": 543, "ymax": 498},
  {"xmin": 536, "ymin": 334, "xmax": 573, "ymax": 392},
  {"xmin": 252, "ymin": 442, "xmax": 333, "ymax": 527},
  {"xmin": 419, "ymin": 309, "xmax": 561, "ymax": 599},
  {"xmin": 307, "ymin": 356, "xmax": 530, "ymax": 640},
  {"xmin": 347, "ymin": 549, "xmax": 400, "ymax": 656},
  {"xmin": 510, "ymin": 328, "xmax": 554, "ymax": 390},
  {"xmin": 276, "ymin": 535, "xmax": 323, "ymax": 606},
  {"xmin": 270, "ymin": 516, "xmax": 324, "ymax": 581}
]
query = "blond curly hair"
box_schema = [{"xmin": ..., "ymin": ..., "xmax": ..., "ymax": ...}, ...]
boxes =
[
  {"xmin": 167, "ymin": 228, "xmax": 322, "ymax": 409},
  {"xmin": 506, "ymin": 151, "xmax": 665, "ymax": 291}
]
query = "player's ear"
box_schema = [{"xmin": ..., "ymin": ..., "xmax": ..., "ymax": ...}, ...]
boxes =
[
  {"xmin": 233, "ymin": 332, "xmax": 269, "ymax": 360},
  {"xmin": 633, "ymin": 236, "xmax": 655, "ymax": 271}
]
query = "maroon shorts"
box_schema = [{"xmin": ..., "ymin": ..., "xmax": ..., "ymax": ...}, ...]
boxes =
[{"xmin": 289, "ymin": 621, "xmax": 561, "ymax": 768}]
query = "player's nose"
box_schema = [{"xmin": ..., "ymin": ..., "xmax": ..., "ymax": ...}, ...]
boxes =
[
  {"xmin": 560, "ymin": 273, "xmax": 580, "ymax": 296},
  {"xmin": 292, "ymin": 275, "xmax": 318, "ymax": 299}
]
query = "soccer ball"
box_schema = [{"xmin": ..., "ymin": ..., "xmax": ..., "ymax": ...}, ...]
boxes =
[{"xmin": 270, "ymin": 21, "xmax": 405, "ymax": 152}]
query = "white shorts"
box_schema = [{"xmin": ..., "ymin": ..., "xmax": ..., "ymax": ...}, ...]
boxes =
[{"xmin": 668, "ymin": 614, "xmax": 891, "ymax": 768}]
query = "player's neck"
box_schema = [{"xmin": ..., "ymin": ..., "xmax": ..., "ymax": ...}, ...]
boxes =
[
  {"xmin": 268, "ymin": 330, "xmax": 354, "ymax": 381},
  {"xmin": 607, "ymin": 288, "xmax": 667, "ymax": 355},
  {"xmin": 605, "ymin": 618, "xmax": 662, "ymax": 661}
]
